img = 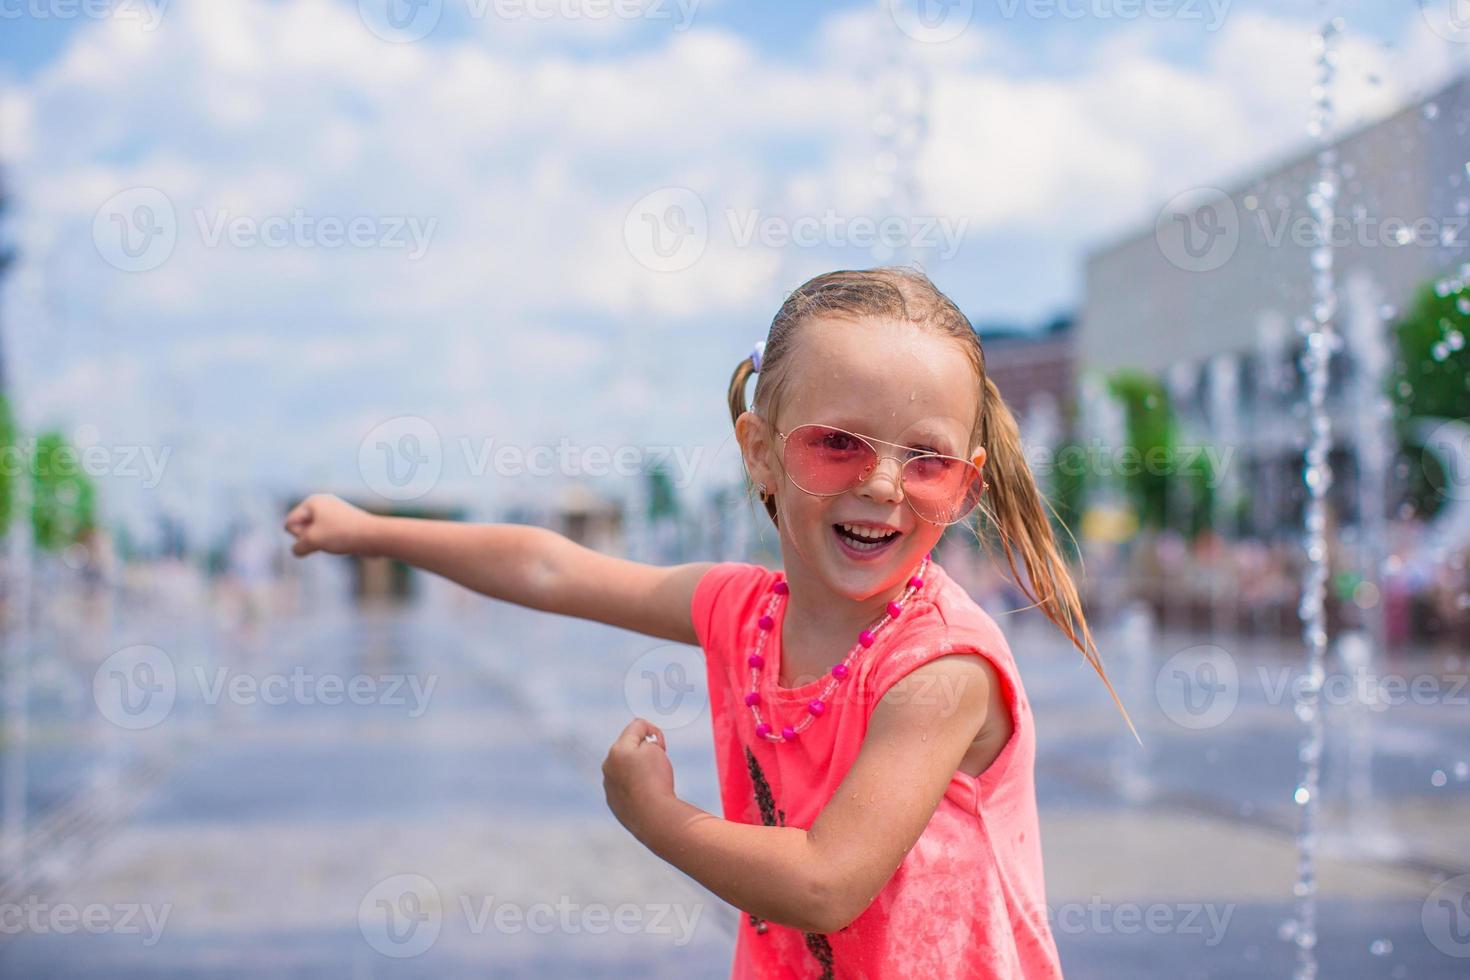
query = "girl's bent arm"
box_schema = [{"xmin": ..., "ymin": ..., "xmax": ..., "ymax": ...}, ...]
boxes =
[
  {"xmin": 623, "ymin": 654, "xmax": 997, "ymax": 933},
  {"xmin": 369, "ymin": 515, "xmax": 713, "ymax": 646}
]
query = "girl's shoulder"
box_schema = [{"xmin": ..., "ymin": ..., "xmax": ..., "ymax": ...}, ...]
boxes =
[
  {"xmin": 865, "ymin": 560, "xmax": 1021, "ymax": 701},
  {"xmin": 912, "ymin": 559, "xmax": 1014, "ymax": 653},
  {"xmin": 689, "ymin": 561, "xmax": 778, "ymax": 652}
]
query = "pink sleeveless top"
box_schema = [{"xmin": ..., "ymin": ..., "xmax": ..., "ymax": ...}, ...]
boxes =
[{"xmin": 691, "ymin": 558, "xmax": 1063, "ymax": 980}]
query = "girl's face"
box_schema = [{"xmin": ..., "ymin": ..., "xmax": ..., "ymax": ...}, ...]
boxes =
[{"xmin": 738, "ymin": 316, "xmax": 986, "ymax": 603}]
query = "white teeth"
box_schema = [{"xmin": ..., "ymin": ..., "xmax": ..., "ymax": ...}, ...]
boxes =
[{"xmin": 838, "ymin": 523, "xmax": 897, "ymax": 542}]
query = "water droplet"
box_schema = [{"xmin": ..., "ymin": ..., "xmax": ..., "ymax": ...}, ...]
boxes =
[
  {"xmin": 1370, "ymin": 939, "xmax": 1393, "ymax": 956},
  {"xmin": 1431, "ymin": 769, "xmax": 1448, "ymax": 787},
  {"xmin": 1454, "ymin": 761, "xmax": 1468, "ymax": 780}
]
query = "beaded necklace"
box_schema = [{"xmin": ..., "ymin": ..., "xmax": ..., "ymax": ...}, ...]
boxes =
[{"xmin": 743, "ymin": 553, "xmax": 931, "ymax": 743}]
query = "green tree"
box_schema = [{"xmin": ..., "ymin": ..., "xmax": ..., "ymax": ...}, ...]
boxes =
[
  {"xmin": 645, "ymin": 460, "xmax": 678, "ymax": 522},
  {"xmin": 1389, "ymin": 277, "xmax": 1470, "ymax": 519},
  {"xmin": 1106, "ymin": 370, "xmax": 1176, "ymax": 531},
  {"xmin": 0, "ymin": 395, "xmax": 16, "ymax": 532},
  {"xmin": 1086, "ymin": 369, "xmax": 1222, "ymax": 539},
  {"xmin": 31, "ymin": 430, "xmax": 97, "ymax": 552}
]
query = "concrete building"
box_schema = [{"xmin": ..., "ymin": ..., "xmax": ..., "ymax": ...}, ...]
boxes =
[
  {"xmin": 1082, "ymin": 71, "xmax": 1469, "ymax": 376},
  {"xmin": 1078, "ymin": 71, "xmax": 1470, "ymax": 535},
  {"xmin": 974, "ymin": 316, "xmax": 1075, "ymax": 462}
]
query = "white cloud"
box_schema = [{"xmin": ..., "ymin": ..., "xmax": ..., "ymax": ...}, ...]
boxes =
[{"xmin": 0, "ymin": 0, "xmax": 1462, "ymax": 528}]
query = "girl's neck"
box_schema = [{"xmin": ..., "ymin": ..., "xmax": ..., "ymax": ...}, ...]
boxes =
[{"xmin": 779, "ymin": 557, "xmax": 923, "ymax": 645}]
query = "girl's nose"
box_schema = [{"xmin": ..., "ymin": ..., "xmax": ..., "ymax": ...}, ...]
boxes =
[{"xmin": 856, "ymin": 456, "xmax": 904, "ymax": 504}]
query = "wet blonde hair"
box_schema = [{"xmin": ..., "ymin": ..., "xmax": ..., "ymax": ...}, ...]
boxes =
[{"xmin": 727, "ymin": 266, "xmax": 1137, "ymax": 739}]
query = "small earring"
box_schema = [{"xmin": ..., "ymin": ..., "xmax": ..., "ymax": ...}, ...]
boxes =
[{"xmin": 758, "ymin": 482, "xmax": 769, "ymax": 501}]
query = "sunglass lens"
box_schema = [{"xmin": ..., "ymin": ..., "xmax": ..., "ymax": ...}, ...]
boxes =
[
  {"xmin": 785, "ymin": 425, "xmax": 876, "ymax": 494},
  {"xmin": 903, "ymin": 456, "xmax": 984, "ymax": 524}
]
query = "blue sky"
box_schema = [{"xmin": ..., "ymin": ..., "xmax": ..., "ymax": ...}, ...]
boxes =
[{"xmin": 0, "ymin": 0, "xmax": 1466, "ymax": 544}]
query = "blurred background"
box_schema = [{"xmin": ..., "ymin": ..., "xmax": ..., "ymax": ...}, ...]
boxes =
[{"xmin": 0, "ymin": 0, "xmax": 1468, "ymax": 976}]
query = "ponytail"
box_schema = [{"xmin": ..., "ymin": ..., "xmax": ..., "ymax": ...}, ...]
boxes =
[
  {"xmin": 727, "ymin": 352, "xmax": 778, "ymax": 528},
  {"xmin": 979, "ymin": 375, "xmax": 1140, "ymax": 743}
]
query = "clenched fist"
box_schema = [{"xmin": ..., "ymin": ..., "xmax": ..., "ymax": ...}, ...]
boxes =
[{"xmin": 283, "ymin": 493, "xmax": 377, "ymax": 558}]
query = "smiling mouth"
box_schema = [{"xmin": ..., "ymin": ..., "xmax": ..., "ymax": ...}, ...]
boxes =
[{"xmin": 832, "ymin": 522, "xmax": 902, "ymax": 553}]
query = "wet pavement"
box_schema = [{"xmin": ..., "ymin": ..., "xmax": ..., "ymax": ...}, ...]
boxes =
[{"xmin": 1, "ymin": 573, "xmax": 1467, "ymax": 977}]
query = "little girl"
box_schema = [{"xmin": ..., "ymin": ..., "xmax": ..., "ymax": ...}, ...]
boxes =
[{"xmin": 285, "ymin": 267, "xmax": 1132, "ymax": 979}]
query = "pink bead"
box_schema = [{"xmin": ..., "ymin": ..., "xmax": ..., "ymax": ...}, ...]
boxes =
[
  {"xmin": 780, "ymin": 726, "xmax": 796, "ymax": 740},
  {"xmin": 747, "ymin": 654, "xmax": 764, "ymax": 669},
  {"xmin": 756, "ymin": 723, "xmax": 771, "ymax": 738},
  {"xmin": 909, "ymin": 576, "xmax": 924, "ymax": 589},
  {"xmin": 757, "ymin": 615, "xmax": 774, "ymax": 630},
  {"xmin": 772, "ymin": 580, "xmax": 789, "ymax": 595},
  {"xmin": 807, "ymin": 699, "xmax": 825, "ymax": 716},
  {"xmin": 831, "ymin": 663, "xmax": 849, "ymax": 680},
  {"xmin": 858, "ymin": 630, "xmax": 874, "ymax": 647},
  {"xmin": 744, "ymin": 692, "xmax": 759, "ymax": 707},
  {"xmin": 887, "ymin": 601, "xmax": 902, "ymax": 618}
]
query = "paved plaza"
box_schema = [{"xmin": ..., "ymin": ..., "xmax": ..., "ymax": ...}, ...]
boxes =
[{"xmin": 0, "ymin": 578, "xmax": 1466, "ymax": 977}]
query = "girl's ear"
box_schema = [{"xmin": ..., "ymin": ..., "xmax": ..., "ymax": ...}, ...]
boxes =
[
  {"xmin": 971, "ymin": 446, "xmax": 988, "ymax": 472},
  {"xmin": 735, "ymin": 410, "xmax": 779, "ymax": 490}
]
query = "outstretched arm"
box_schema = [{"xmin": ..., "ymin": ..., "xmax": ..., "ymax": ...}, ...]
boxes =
[
  {"xmin": 601, "ymin": 653, "xmax": 1001, "ymax": 933},
  {"xmin": 285, "ymin": 493, "xmax": 712, "ymax": 645}
]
